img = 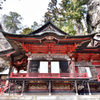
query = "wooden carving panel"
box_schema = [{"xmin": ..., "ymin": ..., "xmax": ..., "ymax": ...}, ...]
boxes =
[
  {"xmin": 77, "ymin": 53, "xmax": 91, "ymax": 61},
  {"xmin": 91, "ymin": 53, "xmax": 100, "ymax": 60},
  {"xmin": 52, "ymin": 84, "xmax": 70, "ymax": 90},
  {"xmin": 22, "ymin": 42, "xmax": 76, "ymax": 54},
  {"xmin": 29, "ymin": 84, "xmax": 47, "ymax": 90},
  {"xmin": 1, "ymin": 76, "xmax": 7, "ymax": 79}
]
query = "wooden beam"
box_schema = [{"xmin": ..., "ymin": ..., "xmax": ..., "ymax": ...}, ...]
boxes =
[
  {"xmin": 26, "ymin": 59, "xmax": 31, "ymax": 77},
  {"xmin": 8, "ymin": 81, "xmax": 11, "ymax": 95},
  {"xmin": 92, "ymin": 62, "xmax": 100, "ymax": 65},
  {"xmin": 49, "ymin": 81, "xmax": 51, "ymax": 96},
  {"xmin": 21, "ymin": 80, "xmax": 25, "ymax": 96},
  {"xmin": 75, "ymin": 81, "xmax": 78, "ymax": 95},
  {"xmin": 87, "ymin": 82, "xmax": 91, "ymax": 95},
  {"xmin": 71, "ymin": 60, "xmax": 76, "ymax": 77}
]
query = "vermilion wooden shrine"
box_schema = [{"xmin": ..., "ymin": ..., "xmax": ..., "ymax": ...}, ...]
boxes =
[{"xmin": 0, "ymin": 21, "xmax": 100, "ymax": 95}]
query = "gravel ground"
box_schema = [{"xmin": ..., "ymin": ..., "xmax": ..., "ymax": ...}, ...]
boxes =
[{"xmin": 0, "ymin": 93, "xmax": 100, "ymax": 100}]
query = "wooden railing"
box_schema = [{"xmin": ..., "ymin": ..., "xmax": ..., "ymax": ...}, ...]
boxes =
[
  {"xmin": 0, "ymin": 83, "xmax": 13, "ymax": 95},
  {"xmin": 95, "ymin": 68, "xmax": 100, "ymax": 81},
  {"xmin": 10, "ymin": 72, "xmax": 88, "ymax": 79},
  {"xmin": 10, "ymin": 73, "xmax": 27, "ymax": 77},
  {"xmin": 76, "ymin": 73, "xmax": 88, "ymax": 78}
]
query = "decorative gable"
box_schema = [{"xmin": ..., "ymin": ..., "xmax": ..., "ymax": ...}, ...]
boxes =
[{"xmin": 29, "ymin": 21, "xmax": 69, "ymax": 36}]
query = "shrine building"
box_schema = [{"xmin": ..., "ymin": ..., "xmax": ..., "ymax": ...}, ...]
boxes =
[{"xmin": 0, "ymin": 21, "xmax": 100, "ymax": 95}]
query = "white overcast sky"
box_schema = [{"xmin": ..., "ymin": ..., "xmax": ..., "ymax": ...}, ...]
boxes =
[{"xmin": 0, "ymin": 0, "xmax": 61, "ymax": 28}]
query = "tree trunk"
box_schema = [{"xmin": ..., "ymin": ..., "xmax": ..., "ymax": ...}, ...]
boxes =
[
  {"xmin": 74, "ymin": 19, "xmax": 81, "ymax": 35},
  {"xmin": 81, "ymin": 17, "xmax": 88, "ymax": 35}
]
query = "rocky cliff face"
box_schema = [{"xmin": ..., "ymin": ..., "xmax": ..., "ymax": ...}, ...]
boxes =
[
  {"xmin": 0, "ymin": 32, "xmax": 11, "ymax": 51},
  {"xmin": 0, "ymin": 25, "xmax": 12, "ymax": 69},
  {"xmin": 87, "ymin": 0, "xmax": 100, "ymax": 33}
]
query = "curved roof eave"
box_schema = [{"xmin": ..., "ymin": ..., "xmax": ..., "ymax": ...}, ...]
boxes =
[{"xmin": 0, "ymin": 30, "xmax": 97, "ymax": 40}]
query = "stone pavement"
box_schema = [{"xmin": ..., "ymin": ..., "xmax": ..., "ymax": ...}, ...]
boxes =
[{"xmin": 0, "ymin": 94, "xmax": 100, "ymax": 100}]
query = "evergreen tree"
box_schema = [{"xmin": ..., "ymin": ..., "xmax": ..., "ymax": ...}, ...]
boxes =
[
  {"xmin": 0, "ymin": 0, "xmax": 6, "ymax": 9},
  {"xmin": 20, "ymin": 21, "xmax": 41, "ymax": 35},
  {"xmin": 45, "ymin": 0, "xmax": 88, "ymax": 35},
  {"xmin": 2, "ymin": 11, "xmax": 23, "ymax": 33},
  {"xmin": 20, "ymin": 27, "xmax": 33, "ymax": 35},
  {"xmin": 44, "ymin": 0, "xmax": 58, "ymax": 22},
  {"xmin": 31, "ymin": 21, "xmax": 41, "ymax": 31}
]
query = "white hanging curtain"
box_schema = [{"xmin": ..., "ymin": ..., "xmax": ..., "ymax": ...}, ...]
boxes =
[
  {"xmin": 39, "ymin": 61, "xmax": 48, "ymax": 73},
  {"xmin": 51, "ymin": 61, "xmax": 60, "ymax": 73}
]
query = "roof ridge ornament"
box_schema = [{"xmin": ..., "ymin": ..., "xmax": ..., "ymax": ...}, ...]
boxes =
[{"xmin": 44, "ymin": 15, "xmax": 54, "ymax": 23}]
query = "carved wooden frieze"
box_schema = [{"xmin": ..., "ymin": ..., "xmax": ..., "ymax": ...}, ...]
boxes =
[
  {"xmin": 29, "ymin": 81, "xmax": 47, "ymax": 83},
  {"xmin": 41, "ymin": 36, "xmax": 58, "ymax": 43},
  {"xmin": 52, "ymin": 84, "xmax": 70, "ymax": 90},
  {"xmin": 29, "ymin": 84, "xmax": 47, "ymax": 90},
  {"xmin": 75, "ymin": 61, "xmax": 93, "ymax": 67},
  {"xmin": 1, "ymin": 75, "xmax": 7, "ymax": 79},
  {"xmin": 28, "ymin": 54, "xmax": 71, "ymax": 60},
  {"xmin": 22, "ymin": 42, "xmax": 76, "ymax": 54}
]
